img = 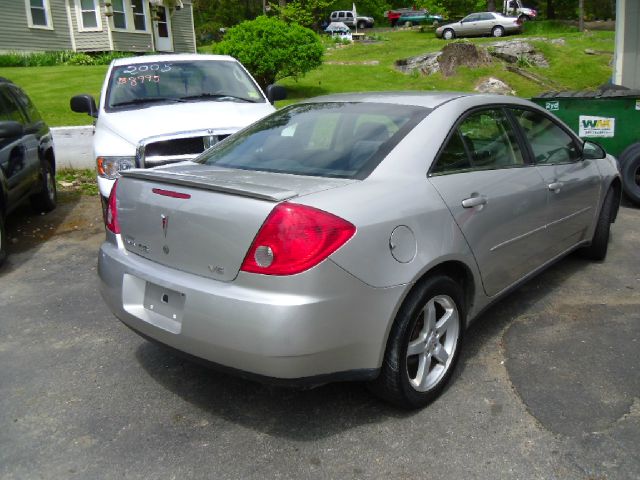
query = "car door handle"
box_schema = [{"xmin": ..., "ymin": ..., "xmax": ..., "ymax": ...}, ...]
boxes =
[
  {"xmin": 548, "ymin": 182, "xmax": 563, "ymax": 193},
  {"xmin": 462, "ymin": 196, "xmax": 487, "ymax": 208}
]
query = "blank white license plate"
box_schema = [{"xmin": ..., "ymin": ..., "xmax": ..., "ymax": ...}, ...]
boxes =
[{"xmin": 143, "ymin": 282, "xmax": 186, "ymax": 322}]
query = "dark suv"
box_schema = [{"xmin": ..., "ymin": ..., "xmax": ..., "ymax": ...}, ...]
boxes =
[{"xmin": 0, "ymin": 77, "xmax": 56, "ymax": 265}]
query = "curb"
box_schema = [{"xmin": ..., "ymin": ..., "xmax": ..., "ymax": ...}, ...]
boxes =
[{"xmin": 51, "ymin": 126, "xmax": 94, "ymax": 170}]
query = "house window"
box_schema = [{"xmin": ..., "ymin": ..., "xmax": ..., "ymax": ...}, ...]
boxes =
[
  {"xmin": 112, "ymin": 0, "xmax": 127, "ymax": 29},
  {"xmin": 131, "ymin": 0, "xmax": 146, "ymax": 30},
  {"xmin": 25, "ymin": 0, "xmax": 53, "ymax": 29},
  {"xmin": 78, "ymin": 0, "xmax": 100, "ymax": 30}
]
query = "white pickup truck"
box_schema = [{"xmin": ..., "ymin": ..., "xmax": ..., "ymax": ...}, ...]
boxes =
[
  {"xmin": 71, "ymin": 54, "xmax": 285, "ymax": 210},
  {"xmin": 503, "ymin": 0, "xmax": 537, "ymax": 20}
]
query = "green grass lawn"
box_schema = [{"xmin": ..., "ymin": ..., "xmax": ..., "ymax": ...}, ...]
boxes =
[
  {"xmin": 0, "ymin": 65, "xmax": 107, "ymax": 126},
  {"xmin": 0, "ymin": 27, "xmax": 614, "ymax": 127}
]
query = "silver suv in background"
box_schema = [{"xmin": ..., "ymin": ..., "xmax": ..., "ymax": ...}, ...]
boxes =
[{"xmin": 329, "ymin": 10, "xmax": 375, "ymax": 28}]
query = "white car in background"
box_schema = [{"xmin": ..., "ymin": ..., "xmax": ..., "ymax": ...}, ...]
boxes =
[{"xmin": 71, "ymin": 54, "xmax": 285, "ymax": 211}]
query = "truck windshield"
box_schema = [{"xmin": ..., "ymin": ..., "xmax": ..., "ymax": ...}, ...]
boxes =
[
  {"xmin": 197, "ymin": 102, "xmax": 430, "ymax": 180},
  {"xmin": 105, "ymin": 60, "xmax": 265, "ymax": 110}
]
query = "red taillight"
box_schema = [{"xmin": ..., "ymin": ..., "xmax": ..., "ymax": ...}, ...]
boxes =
[
  {"xmin": 240, "ymin": 203, "xmax": 356, "ymax": 276},
  {"xmin": 105, "ymin": 179, "xmax": 120, "ymax": 234}
]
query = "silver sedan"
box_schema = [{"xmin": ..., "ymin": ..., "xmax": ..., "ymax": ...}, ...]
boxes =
[
  {"xmin": 436, "ymin": 12, "xmax": 523, "ymax": 39},
  {"xmin": 98, "ymin": 92, "xmax": 620, "ymax": 409}
]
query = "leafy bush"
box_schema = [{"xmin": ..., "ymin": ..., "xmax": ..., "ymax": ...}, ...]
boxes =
[
  {"xmin": 215, "ymin": 16, "xmax": 324, "ymax": 88},
  {"xmin": 66, "ymin": 53, "xmax": 94, "ymax": 66}
]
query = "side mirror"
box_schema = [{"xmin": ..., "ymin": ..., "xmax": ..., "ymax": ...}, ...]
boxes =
[
  {"xmin": 70, "ymin": 94, "xmax": 98, "ymax": 118},
  {"xmin": 0, "ymin": 121, "xmax": 23, "ymax": 138},
  {"xmin": 266, "ymin": 85, "xmax": 287, "ymax": 105},
  {"xmin": 583, "ymin": 140, "xmax": 606, "ymax": 160}
]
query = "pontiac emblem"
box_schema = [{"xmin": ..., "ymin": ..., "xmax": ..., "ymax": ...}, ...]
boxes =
[{"xmin": 161, "ymin": 214, "xmax": 168, "ymax": 238}]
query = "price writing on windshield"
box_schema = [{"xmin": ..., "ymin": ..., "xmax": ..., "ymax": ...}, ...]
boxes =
[
  {"xmin": 122, "ymin": 63, "xmax": 172, "ymax": 74},
  {"xmin": 118, "ymin": 75, "xmax": 160, "ymax": 86}
]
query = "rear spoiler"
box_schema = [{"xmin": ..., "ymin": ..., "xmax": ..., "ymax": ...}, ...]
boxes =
[{"xmin": 121, "ymin": 169, "xmax": 298, "ymax": 202}]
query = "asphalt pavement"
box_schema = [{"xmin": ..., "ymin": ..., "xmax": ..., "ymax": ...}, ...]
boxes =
[{"xmin": 1, "ymin": 193, "xmax": 638, "ymax": 480}]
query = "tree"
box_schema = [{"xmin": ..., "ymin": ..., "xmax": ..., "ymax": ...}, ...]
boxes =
[
  {"xmin": 216, "ymin": 16, "xmax": 324, "ymax": 88},
  {"xmin": 274, "ymin": 0, "xmax": 335, "ymax": 30}
]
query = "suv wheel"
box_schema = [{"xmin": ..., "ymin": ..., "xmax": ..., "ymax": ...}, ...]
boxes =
[
  {"xmin": 30, "ymin": 161, "xmax": 57, "ymax": 213},
  {"xmin": 0, "ymin": 211, "xmax": 7, "ymax": 266}
]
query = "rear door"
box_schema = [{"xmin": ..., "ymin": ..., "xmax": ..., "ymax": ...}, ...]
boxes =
[
  {"xmin": 429, "ymin": 107, "xmax": 549, "ymax": 297},
  {"xmin": 478, "ymin": 12, "xmax": 498, "ymax": 35},
  {"xmin": 510, "ymin": 107, "xmax": 601, "ymax": 257},
  {"xmin": 0, "ymin": 86, "xmax": 37, "ymax": 205}
]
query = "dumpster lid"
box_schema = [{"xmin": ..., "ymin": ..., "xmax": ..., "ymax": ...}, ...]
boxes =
[{"xmin": 533, "ymin": 88, "xmax": 640, "ymax": 99}]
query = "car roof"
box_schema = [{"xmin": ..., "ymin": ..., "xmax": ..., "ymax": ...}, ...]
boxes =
[
  {"xmin": 111, "ymin": 54, "xmax": 238, "ymax": 66},
  {"xmin": 300, "ymin": 91, "xmax": 533, "ymax": 110}
]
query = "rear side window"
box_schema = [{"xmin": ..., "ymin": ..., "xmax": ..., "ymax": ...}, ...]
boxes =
[
  {"xmin": 8, "ymin": 85, "xmax": 42, "ymax": 123},
  {"xmin": 511, "ymin": 108, "xmax": 580, "ymax": 164},
  {"xmin": 432, "ymin": 108, "xmax": 524, "ymax": 174},
  {"xmin": 197, "ymin": 102, "xmax": 429, "ymax": 179},
  {"xmin": 0, "ymin": 88, "xmax": 27, "ymax": 124}
]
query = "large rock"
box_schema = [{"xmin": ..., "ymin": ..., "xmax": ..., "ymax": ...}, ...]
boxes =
[
  {"xmin": 438, "ymin": 42, "xmax": 492, "ymax": 77},
  {"xmin": 394, "ymin": 52, "xmax": 440, "ymax": 75},
  {"xmin": 488, "ymin": 40, "xmax": 549, "ymax": 67},
  {"xmin": 474, "ymin": 77, "xmax": 515, "ymax": 95}
]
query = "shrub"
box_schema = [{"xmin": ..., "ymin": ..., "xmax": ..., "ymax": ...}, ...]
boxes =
[
  {"xmin": 0, "ymin": 50, "xmax": 133, "ymax": 67},
  {"xmin": 215, "ymin": 16, "xmax": 324, "ymax": 88},
  {"xmin": 66, "ymin": 53, "xmax": 94, "ymax": 66}
]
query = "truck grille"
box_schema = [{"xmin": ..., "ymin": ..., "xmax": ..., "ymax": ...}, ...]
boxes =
[{"xmin": 139, "ymin": 134, "xmax": 230, "ymax": 167}]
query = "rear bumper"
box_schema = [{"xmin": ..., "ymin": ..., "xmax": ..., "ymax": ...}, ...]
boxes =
[{"xmin": 98, "ymin": 241, "xmax": 406, "ymax": 381}]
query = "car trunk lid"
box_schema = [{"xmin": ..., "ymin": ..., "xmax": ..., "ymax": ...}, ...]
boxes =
[{"xmin": 116, "ymin": 165, "xmax": 354, "ymax": 282}]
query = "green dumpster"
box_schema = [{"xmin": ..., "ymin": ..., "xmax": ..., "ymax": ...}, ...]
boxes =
[{"xmin": 531, "ymin": 90, "xmax": 640, "ymax": 205}]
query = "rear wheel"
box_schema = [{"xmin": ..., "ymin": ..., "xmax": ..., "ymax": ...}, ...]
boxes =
[
  {"xmin": 30, "ymin": 161, "xmax": 56, "ymax": 213},
  {"xmin": 619, "ymin": 143, "xmax": 640, "ymax": 205},
  {"xmin": 492, "ymin": 25, "xmax": 505, "ymax": 37},
  {"xmin": 370, "ymin": 275, "xmax": 464, "ymax": 409},
  {"xmin": 580, "ymin": 188, "xmax": 615, "ymax": 261},
  {"xmin": 443, "ymin": 28, "xmax": 455, "ymax": 40}
]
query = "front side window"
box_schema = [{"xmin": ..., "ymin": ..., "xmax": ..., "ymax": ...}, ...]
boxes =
[
  {"xmin": 196, "ymin": 102, "xmax": 429, "ymax": 180},
  {"xmin": 432, "ymin": 108, "xmax": 524, "ymax": 174},
  {"xmin": 112, "ymin": 0, "xmax": 126, "ymax": 29},
  {"xmin": 26, "ymin": 0, "xmax": 52, "ymax": 28},
  {"xmin": 78, "ymin": 0, "xmax": 100, "ymax": 30},
  {"xmin": 511, "ymin": 108, "xmax": 580, "ymax": 164}
]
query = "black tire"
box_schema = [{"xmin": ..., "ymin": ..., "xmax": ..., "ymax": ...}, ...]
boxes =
[
  {"xmin": 30, "ymin": 161, "xmax": 56, "ymax": 213},
  {"xmin": 619, "ymin": 143, "xmax": 640, "ymax": 205},
  {"xmin": 442, "ymin": 28, "xmax": 455, "ymax": 40},
  {"xmin": 518, "ymin": 14, "xmax": 529, "ymax": 22},
  {"xmin": 492, "ymin": 25, "xmax": 505, "ymax": 37},
  {"xmin": 357, "ymin": 20, "xmax": 366, "ymax": 29},
  {"xmin": 580, "ymin": 188, "xmax": 615, "ymax": 261},
  {"xmin": 0, "ymin": 212, "xmax": 6, "ymax": 267},
  {"xmin": 369, "ymin": 275, "xmax": 465, "ymax": 409}
]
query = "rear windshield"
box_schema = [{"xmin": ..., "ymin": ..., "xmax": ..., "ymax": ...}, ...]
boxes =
[
  {"xmin": 196, "ymin": 102, "xmax": 429, "ymax": 179},
  {"xmin": 105, "ymin": 60, "xmax": 265, "ymax": 110}
]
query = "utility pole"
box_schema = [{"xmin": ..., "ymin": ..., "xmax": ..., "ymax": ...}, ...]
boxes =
[{"xmin": 578, "ymin": 0, "xmax": 584, "ymax": 31}]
